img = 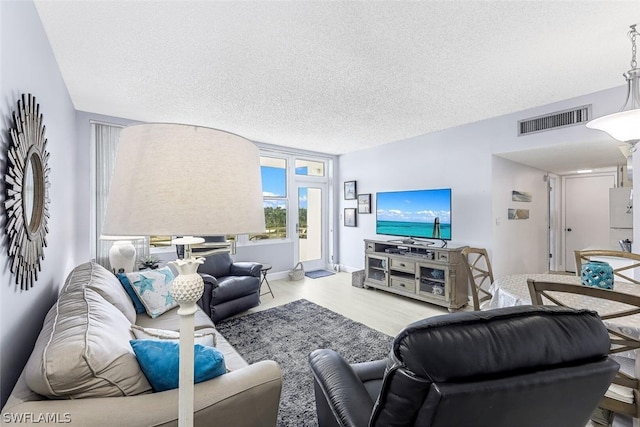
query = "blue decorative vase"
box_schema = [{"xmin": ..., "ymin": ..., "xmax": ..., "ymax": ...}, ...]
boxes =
[{"xmin": 580, "ymin": 261, "xmax": 614, "ymax": 290}]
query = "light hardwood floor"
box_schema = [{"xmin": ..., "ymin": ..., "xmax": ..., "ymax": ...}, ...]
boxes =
[
  {"xmin": 248, "ymin": 272, "xmax": 632, "ymax": 427},
  {"xmin": 248, "ymin": 271, "xmax": 460, "ymax": 336}
]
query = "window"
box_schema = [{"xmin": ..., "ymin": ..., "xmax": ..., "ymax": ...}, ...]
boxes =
[
  {"xmin": 91, "ymin": 122, "xmax": 148, "ymax": 265},
  {"xmin": 295, "ymin": 159, "xmax": 325, "ymax": 177},
  {"xmin": 250, "ymin": 157, "xmax": 288, "ymax": 240}
]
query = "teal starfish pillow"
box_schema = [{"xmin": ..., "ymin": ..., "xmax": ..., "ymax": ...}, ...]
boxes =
[
  {"xmin": 124, "ymin": 267, "xmax": 177, "ymax": 318},
  {"xmin": 130, "ymin": 340, "xmax": 226, "ymax": 392}
]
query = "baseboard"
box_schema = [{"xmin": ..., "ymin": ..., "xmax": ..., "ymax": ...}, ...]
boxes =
[
  {"xmin": 266, "ymin": 270, "xmax": 290, "ymax": 281},
  {"xmin": 339, "ymin": 265, "xmax": 361, "ymax": 273}
]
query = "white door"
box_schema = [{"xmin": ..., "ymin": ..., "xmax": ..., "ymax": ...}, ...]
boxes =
[
  {"xmin": 563, "ymin": 173, "xmax": 616, "ymax": 272},
  {"xmin": 294, "ymin": 183, "xmax": 328, "ymax": 271}
]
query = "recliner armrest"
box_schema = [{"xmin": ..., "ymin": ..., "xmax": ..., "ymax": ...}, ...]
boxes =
[
  {"xmin": 230, "ymin": 262, "xmax": 262, "ymax": 277},
  {"xmin": 199, "ymin": 273, "xmax": 219, "ymax": 288},
  {"xmin": 309, "ymin": 349, "xmax": 377, "ymax": 427},
  {"xmin": 198, "ymin": 273, "xmax": 219, "ymax": 318},
  {"xmin": 351, "ymin": 359, "xmax": 387, "ymax": 383}
]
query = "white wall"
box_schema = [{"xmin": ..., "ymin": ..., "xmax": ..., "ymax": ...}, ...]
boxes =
[
  {"xmin": 338, "ymin": 125, "xmax": 493, "ymax": 271},
  {"xmin": 338, "ymin": 85, "xmax": 627, "ymax": 279},
  {"xmin": 491, "ymin": 156, "xmax": 549, "ymax": 276},
  {"xmin": 1, "ymin": 1, "xmax": 77, "ymax": 406}
]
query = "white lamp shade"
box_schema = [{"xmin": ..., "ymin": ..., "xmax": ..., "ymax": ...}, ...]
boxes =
[
  {"xmin": 102, "ymin": 124, "xmax": 266, "ymax": 236},
  {"xmin": 100, "ymin": 234, "xmax": 144, "ymax": 240},
  {"xmin": 586, "ymin": 108, "xmax": 640, "ymax": 144}
]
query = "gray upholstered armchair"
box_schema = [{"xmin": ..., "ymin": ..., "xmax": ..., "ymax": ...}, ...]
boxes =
[
  {"xmin": 309, "ymin": 305, "xmax": 618, "ymax": 427},
  {"xmin": 191, "ymin": 238, "xmax": 262, "ymax": 323}
]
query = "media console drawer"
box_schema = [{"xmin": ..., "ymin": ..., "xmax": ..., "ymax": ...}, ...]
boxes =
[
  {"xmin": 390, "ymin": 258, "xmax": 415, "ymax": 272},
  {"xmin": 390, "ymin": 277, "xmax": 417, "ymax": 293}
]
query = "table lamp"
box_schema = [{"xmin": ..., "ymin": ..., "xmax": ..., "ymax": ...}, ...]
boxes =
[
  {"xmin": 100, "ymin": 235, "xmax": 144, "ymax": 273},
  {"xmin": 101, "ymin": 123, "xmax": 265, "ymax": 427}
]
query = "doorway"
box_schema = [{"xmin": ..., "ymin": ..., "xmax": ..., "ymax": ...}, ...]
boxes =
[
  {"xmin": 294, "ymin": 182, "xmax": 328, "ymax": 271},
  {"xmin": 562, "ymin": 173, "xmax": 616, "ymax": 272}
]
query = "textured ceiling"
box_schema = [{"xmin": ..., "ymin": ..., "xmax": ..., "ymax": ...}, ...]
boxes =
[{"xmin": 34, "ymin": 1, "xmax": 639, "ymax": 169}]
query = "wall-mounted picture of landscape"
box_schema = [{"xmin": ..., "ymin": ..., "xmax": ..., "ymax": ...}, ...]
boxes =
[{"xmin": 512, "ymin": 190, "xmax": 532, "ymax": 202}]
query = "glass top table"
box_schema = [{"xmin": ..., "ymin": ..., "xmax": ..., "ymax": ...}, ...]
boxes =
[{"xmin": 489, "ymin": 273, "xmax": 640, "ymax": 359}]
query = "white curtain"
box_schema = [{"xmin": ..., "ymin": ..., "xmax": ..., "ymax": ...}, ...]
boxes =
[{"xmin": 93, "ymin": 123, "xmax": 148, "ymax": 270}]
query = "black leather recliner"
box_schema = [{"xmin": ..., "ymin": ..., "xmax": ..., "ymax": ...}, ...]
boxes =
[
  {"xmin": 309, "ymin": 305, "xmax": 619, "ymax": 427},
  {"xmin": 196, "ymin": 251, "xmax": 262, "ymax": 323}
]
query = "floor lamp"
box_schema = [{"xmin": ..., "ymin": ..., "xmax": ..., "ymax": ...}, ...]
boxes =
[{"xmin": 101, "ymin": 123, "xmax": 265, "ymax": 427}]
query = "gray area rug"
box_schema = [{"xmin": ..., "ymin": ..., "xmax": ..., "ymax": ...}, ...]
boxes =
[{"xmin": 215, "ymin": 299, "xmax": 394, "ymax": 426}]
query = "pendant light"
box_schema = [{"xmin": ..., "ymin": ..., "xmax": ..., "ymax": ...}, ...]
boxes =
[{"xmin": 587, "ymin": 24, "xmax": 640, "ymax": 146}]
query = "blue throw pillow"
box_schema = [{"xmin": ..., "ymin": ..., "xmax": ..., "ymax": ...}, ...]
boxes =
[
  {"xmin": 130, "ymin": 340, "xmax": 226, "ymax": 392},
  {"xmin": 117, "ymin": 273, "xmax": 146, "ymax": 314}
]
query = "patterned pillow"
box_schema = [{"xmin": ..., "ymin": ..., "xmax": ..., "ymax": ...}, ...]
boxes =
[
  {"xmin": 130, "ymin": 325, "xmax": 216, "ymax": 347},
  {"xmin": 117, "ymin": 273, "xmax": 146, "ymax": 314},
  {"xmin": 124, "ymin": 267, "xmax": 177, "ymax": 318},
  {"xmin": 130, "ymin": 340, "xmax": 226, "ymax": 392}
]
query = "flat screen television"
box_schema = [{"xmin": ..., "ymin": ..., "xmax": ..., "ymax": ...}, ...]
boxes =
[{"xmin": 376, "ymin": 188, "xmax": 452, "ymax": 241}]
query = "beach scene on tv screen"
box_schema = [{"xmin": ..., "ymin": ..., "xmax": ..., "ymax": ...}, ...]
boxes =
[{"xmin": 376, "ymin": 189, "xmax": 451, "ymax": 240}]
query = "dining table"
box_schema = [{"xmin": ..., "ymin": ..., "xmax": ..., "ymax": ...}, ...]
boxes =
[{"xmin": 488, "ymin": 272, "xmax": 640, "ymax": 401}]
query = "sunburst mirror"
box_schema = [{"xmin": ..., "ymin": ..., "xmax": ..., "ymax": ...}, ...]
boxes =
[{"xmin": 5, "ymin": 94, "xmax": 50, "ymax": 290}]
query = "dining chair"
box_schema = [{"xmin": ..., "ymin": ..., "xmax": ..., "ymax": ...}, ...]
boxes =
[
  {"xmin": 461, "ymin": 247, "xmax": 494, "ymax": 311},
  {"xmin": 574, "ymin": 250, "xmax": 640, "ymax": 286},
  {"xmin": 527, "ymin": 279, "xmax": 640, "ymax": 427}
]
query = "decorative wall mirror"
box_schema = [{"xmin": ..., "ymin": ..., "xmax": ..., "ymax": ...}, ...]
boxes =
[{"xmin": 5, "ymin": 94, "xmax": 50, "ymax": 290}]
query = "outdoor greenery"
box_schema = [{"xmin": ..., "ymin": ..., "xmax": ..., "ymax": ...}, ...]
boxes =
[{"xmin": 251, "ymin": 206, "xmax": 308, "ymax": 240}]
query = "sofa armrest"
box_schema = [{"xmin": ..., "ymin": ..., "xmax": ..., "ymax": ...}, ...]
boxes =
[
  {"xmin": 309, "ymin": 349, "xmax": 376, "ymax": 427},
  {"xmin": 2, "ymin": 361, "xmax": 282, "ymax": 427},
  {"xmin": 197, "ymin": 273, "xmax": 218, "ymax": 318},
  {"xmin": 230, "ymin": 262, "xmax": 262, "ymax": 278}
]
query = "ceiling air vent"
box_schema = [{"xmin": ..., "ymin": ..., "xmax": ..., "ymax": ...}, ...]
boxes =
[{"xmin": 518, "ymin": 105, "xmax": 591, "ymax": 136}]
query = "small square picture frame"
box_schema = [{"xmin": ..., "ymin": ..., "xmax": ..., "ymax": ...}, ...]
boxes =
[
  {"xmin": 344, "ymin": 208, "xmax": 357, "ymax": 227},
  {"xmin": 344, "ymin": 181, "xmax": 357, "ymax": 200},
  {"xmin": 357, "ymin": 193, "xmax": 371, "ymax": 214}
]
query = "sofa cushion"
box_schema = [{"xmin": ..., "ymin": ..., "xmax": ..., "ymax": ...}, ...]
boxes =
[
  {"xmin": 24, "ymin": 287, "xmax": 152, "ymax": 399},
  {"xmin": 134, "ymin": 306, "xmax": 247, "ymax": 371},
  {"xmin": 130, "ymin": 325, "xmax": 216, "ymax": 347},
  {"xmin": 130, "ymin": 340, "xmax": 226, "ymax": 392},
  {"xmin": 62, "ymin": 261, "xmax": 137, "ymax": 323},
  {"xmin": 124, "ymin": 267, "xmax": 177, "ymax": 318},
  {"xmin": 136, "ymin": 306, "xmax": 215, "ymax": 331}
]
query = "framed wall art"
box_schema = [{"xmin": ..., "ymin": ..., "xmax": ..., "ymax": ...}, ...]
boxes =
[
  {"xmin": 344, "ymin": 208, "xmax": 357, "ymax": 227},
  {"xmin": 357, "ymin": 193, "xmax": 371, "ymax": 214},
  {"xmin": 508, "ymin": 208, "xmax": 530, "ymax": 220},
  {"xmin": 344, "ymin": 181, "xmax": 357, "ymax": 200},
  {"xmin": 512, "ymin": 191, "xmax": 532, "ymax": 202}
]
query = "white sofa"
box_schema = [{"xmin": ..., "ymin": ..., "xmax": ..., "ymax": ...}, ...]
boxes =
[{"xmin": 1, "ymin": 262, "xmax": 282, "ymax": 426}]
